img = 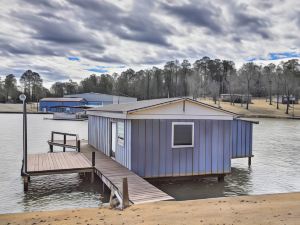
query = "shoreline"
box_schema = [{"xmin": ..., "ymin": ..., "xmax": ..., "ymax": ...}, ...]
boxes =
[
  {"xmin": 0, "ymin": 111, "xmax": 299, "ymax": 119},
  {"xmin": 1, "ymin": 192, "xmax": 299, "ymax": 224},
  {"xmin": 240, "ymin": 114, "xmax": 300, "ymax": 120},
  {"xmin": 0, "ymin": 111, "xmax": 52, "ymax": 114}
]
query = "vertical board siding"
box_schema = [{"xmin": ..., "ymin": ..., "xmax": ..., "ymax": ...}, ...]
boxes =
[
  {"xmin": 231, "ymin": 120, "xmax": 253, "ymax": 158},
  {"xmin": 131, "ymin": 119, "xmax": 234, "ymax": 178},
  {"xmin": 88, "ymin": 116, "xmax": 131, "ymax": 169},
  {"xmin": 89, "ymin": 117, "xmax": 254, "ymax": 178}
]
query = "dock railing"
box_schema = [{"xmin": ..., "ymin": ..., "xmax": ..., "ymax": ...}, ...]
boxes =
[{"xmin": 48, "ymin": 131, "xmax": 81, "ymax": 152}]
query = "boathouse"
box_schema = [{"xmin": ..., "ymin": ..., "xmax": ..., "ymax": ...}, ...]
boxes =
[
  {"xmin": 87, "ymin": 98, "xmax": 256, "ymax": 179},
  {"xmin": 65, "ymin": 92, "xmax": 137, "ymax": 106},
  {"xmin": 39, "ymin": 97, "xmax": 87, "ymax": 113}
]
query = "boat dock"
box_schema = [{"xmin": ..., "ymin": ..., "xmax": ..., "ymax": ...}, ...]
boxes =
[
  {"xmin": 80, "ymin": 141, "xmax": 173, "ymax": 205},
  {"xmin": 21, "ymin": 132, "xmax": 173, "ymax": 208}
]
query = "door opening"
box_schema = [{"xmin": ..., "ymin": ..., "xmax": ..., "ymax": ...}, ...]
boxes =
[{"xmin": 110, "ymin": 122, "xmax": 117, "ymax": 158}]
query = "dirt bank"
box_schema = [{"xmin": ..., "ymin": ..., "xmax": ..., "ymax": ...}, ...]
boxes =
[
  {"xmin": 200, "ymin": 98, "xmax": 300, "ymax": 119},
  {"xmin": 1, "ymin": 192, "xmax": 299, "ymax": 225}
]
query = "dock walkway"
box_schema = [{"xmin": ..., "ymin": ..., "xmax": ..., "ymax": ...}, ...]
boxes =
[{"xmin": 80, "ymin": 141, "xmax": 174, "ymax": 205}]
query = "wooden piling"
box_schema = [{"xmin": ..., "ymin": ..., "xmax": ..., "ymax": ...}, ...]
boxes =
[
  {"xmin": 23, "ymin": 176, "xmax": 29, "ymax": 191},
  {"xmin": 92, "ymin": 152, "xmax": 95, "ymax": 166},
  {"xmin": 122, "ymin": 177, "xmax": 130, "ymax": 209},
  {"xmin": 77, "ymin": 140, "xmax": 81, "ymax": 152},
  {"xmin": 91, "ymin": 152, "xmax": 95, "ymax": 183},
  {"xmin": 218, "ymin": 175, "xmax": 225, "ymax": 182},
  {"xmin": 63, "ymin": 134, "xmax": 66, "ymax": 152},
  {"xmin": 248, "ymin": 157, "xmax": 252, "ymax": 166}
]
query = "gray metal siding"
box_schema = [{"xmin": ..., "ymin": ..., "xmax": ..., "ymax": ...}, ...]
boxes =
[
  {"xmin": 131, "ymin": 119, "xmax": 232, "ymax": 178},
  {"xmin": 88, "ymin": 115, "xmax": 131, "ymax": 169},
  {"xmin": 231, "ymin": 120, "xmax": 253, "ymax": 158}
]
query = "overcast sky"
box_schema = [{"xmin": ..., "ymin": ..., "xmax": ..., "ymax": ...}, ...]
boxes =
[{"xmin": 0, "ymin": 0, "xmax": 299, "ymax": 87}]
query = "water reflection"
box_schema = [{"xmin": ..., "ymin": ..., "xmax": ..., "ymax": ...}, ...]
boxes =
[
  {"xmin": 21, "ymin": 174, "xmax": 109, "ymax": 212},
  {"xmin": 152, "ymin": 167, "xmax": 253, "ymax": 200}
]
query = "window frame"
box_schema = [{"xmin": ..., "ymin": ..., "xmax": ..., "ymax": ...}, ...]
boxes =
[
  {"xmin": 171, "ymin": 122, "xmax": 194, "ymax": 148},
  {"xmin": 117, "ymin": 121, "xmax": 125, "ymax": 147}
]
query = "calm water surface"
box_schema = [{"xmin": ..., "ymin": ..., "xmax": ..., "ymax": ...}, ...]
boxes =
[{"xmin": 0, "ymin": 114, "xmax": 299, "ymax": 213}]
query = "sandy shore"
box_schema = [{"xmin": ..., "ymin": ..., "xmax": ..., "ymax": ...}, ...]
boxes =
[
  {"xmin": 200, "ymin": 98, "xmax": 300, "ymax": 119},
  {"xmin": 1, "ymin": 192, "xmax": 299, "ymax": 225}
]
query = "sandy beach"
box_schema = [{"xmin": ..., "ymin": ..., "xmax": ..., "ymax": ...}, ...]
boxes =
[{"xmin": 1, "ymin": 192, "xmax": 299, "ymax": 225}]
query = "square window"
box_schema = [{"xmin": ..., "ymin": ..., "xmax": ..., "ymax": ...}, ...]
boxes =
[{"xmin": 172, "ymin": 122, "xmax": 194, "ymax": 148}]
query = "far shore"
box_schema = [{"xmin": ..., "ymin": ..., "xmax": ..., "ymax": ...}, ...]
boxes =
[
  {"xmin": 1, "ymin": 192, "xmax": 299, "ymax": 225},
  {"xmin": 199, "ymin": 98, "xmax": 300, "ymax": 119},
  {"xmin": 0, "ymin": 99, "xmax": 299, "ymax": 119}
]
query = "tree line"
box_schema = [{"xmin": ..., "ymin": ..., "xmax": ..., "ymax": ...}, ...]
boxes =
[{"xmin": 0, "ymin": 57, "xmax": 299, "ymax": 114}]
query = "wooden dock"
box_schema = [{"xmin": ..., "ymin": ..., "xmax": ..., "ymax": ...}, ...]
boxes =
[
  {"xmin": 27, "ymin": 152, "xmax": 92, "ymax": 176},
  {"xmin": 80, "ymin": 141, "xmax": 174, "ymax": 205},
  {"xmin": 21, "ymin": 132, "xmax": 173, "ymax": 208}
]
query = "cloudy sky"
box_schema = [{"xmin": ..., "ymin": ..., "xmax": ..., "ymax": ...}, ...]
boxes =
[{"xmin": 0, "ymin": 0, "xmax": 299, "ymax": 87}]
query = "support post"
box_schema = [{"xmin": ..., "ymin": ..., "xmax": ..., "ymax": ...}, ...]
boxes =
[
  {"xmin": 122, "ymin": 177, "xmax": 130, "ymax": 209},
  {"xmin": 92, "ymin": 152, "xmax": 95, "ymax": 166},
  {"xmin": 63, "ymin": 134, "xmax": 66, "ymax": 152},
  {"xmin": 90, "ymin": 152, "xmax": 95, "ymax": 183},
  {"xmin": 109, "ymin": 189, "xmax": 115, "ymax": 208},
  {"xmin": 50, "ymin": 132, "xmax": 54, "ymax": 152},
  {"xmin": 218, "ymin": 175, "xmax": 225, "ymax": 182},
  {"xmin": 23, "ymin": 176, "xmax": 29, "ymax": 191},
  {"xmin": 23, "ymin": 96, "xmax": 28, "ymax": 173},
  {"xmin": 91, "ymin": 170, "xmax": 95, "ymax": 183},
  {"xmin": 77, "ymin": 140, "xmax": 81, "ymax": 152},
  {"xmin": 248, "ymin": 157, "xmax": 252, "ymax": 166}
]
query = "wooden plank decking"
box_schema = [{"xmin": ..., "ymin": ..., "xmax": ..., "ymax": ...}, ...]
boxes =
[
  {"xmin": 80, "ymin": 141, "xmax": 174, "ymax": 204},
  {"xmin": 25, "ymin": 139, "xmax": 173, "ymax": 205},
  {"xmin": 27, "ymin": 152, "xmax": 93, "ymax": 175}
]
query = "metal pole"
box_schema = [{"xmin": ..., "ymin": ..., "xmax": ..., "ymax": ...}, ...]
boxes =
[{"xmin": 24, "ymin": 99, "xmax": 28, "ymax": 173}]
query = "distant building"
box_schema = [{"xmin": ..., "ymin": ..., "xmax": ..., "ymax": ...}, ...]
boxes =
[
  {"xmin": 39, "ymin": 93, "xmax": 137, "ymax": 112},
  {"xmin": 39, "ymin": 97, "xmax": 87, "ymax": 113},
  {"xmin": 221, "ymin": 94, "xmax": 252, "ymax": 103},
  {"xmin": 64, "ymin": 93, "xmax": 137, "ymax": 106},
  {"xmin": 272, "ymin": 95, "xmax": 298, "ymax": 104}
]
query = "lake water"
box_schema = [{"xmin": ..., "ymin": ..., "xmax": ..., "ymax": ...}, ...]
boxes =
[{"xmin": 0, "ymin": 114, "xmax": 299, "ymax": 214}]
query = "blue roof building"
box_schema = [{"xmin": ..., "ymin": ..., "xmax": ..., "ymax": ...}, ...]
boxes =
[
  {"xmin": 64, "ymin": 93, "xmax": 137, "ymax": 106},
  {"xmin": 39, "ymin": 97, "xmax": 87, "ymax": 113}
]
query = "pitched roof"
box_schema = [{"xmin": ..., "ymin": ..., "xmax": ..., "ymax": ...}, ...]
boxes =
[
  {"xmin": 64, "ymin": 92, "xmax": 137, "ymax": 102},
  {"xmin": 40, "ymin": 97, "xmax": 86, "ymax": 102},
  {"xmin": 87, "ymin": 97, "xmax": 237, "ymax": 116}
]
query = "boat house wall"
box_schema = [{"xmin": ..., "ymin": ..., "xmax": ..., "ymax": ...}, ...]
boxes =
[
  {"xmin": 88, "ymin": 115, "xmax": 132, "ymax": 169},
  {"xmin": 130, "ymin": 119, "xmax": 232, "ymax": 178}
]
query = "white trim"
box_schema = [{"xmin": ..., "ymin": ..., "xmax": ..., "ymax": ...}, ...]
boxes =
[
  {"xmin": 87, "ymin": 111, "xmax": 127, "ymax": 119},
  {"xmin": 127, "ymin": 114, "xmax": 234, "ymax": 120},
  {"xmin": 87, "ymin": 111, "xmax": 234, "ymax": 120},
  {"xmin": 171, "ymin": 122, "xmax": 194, "ymax": 148}
]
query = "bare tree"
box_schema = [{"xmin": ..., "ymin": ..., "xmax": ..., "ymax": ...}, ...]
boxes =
[
  {"xmin": 263, "ymin": 63, "xmax": 276, "ymax": 105},
  {"xmin": 239, "ymin": 62, "xmax": 258, "ymax": 110},
  {"xmin": 282, "ymin": 59, "xmax": 300, "ymax": 114}
]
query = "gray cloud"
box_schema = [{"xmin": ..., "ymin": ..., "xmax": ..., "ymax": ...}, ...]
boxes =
[
  {"xmin": 0, "ymin": 0, "xmax": 299, "ymax": 83},
  {"xmin": 162, "ymin": 1, "xmax": 223, "ymax": 34},
  {"xmin": 229, "ymin": 3, "xmax": 272, "ymax": 39},
  {"xmin": 70, "ymin": 0, "xmax": 173, "ymax": 46}
]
